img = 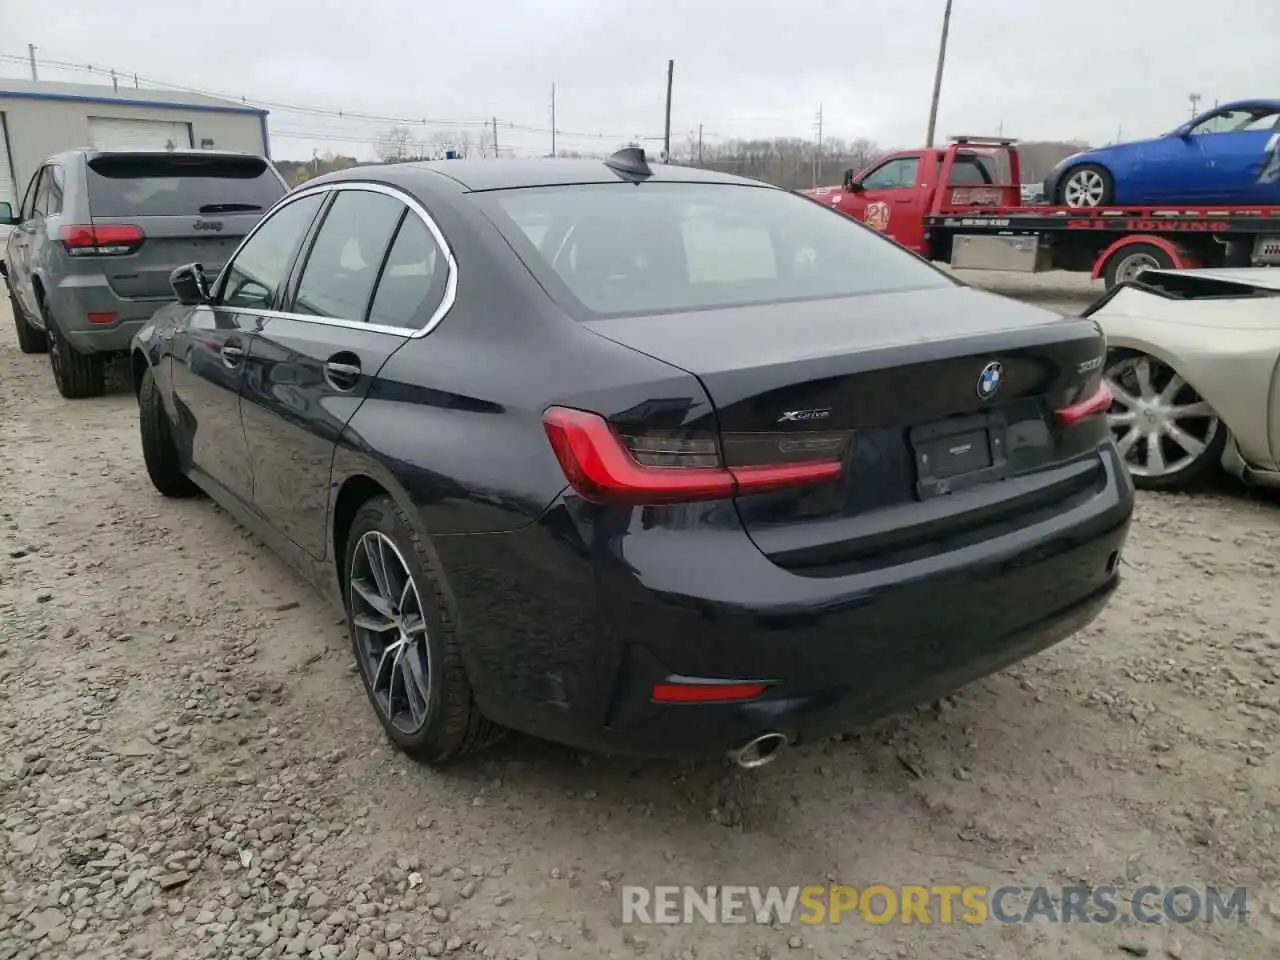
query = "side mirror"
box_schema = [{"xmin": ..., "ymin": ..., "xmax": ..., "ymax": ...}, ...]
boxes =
[
  {"xmin": 842, "ymin": 169, "xmax": 857, "ymax": 191},
  {"xmin": 170, "ymin": 263, "xmax": 210, "ymax": 306},
  {"xmin": 0, "ymin": 201, "xmax": 15, "ymax": 226},
  {"xmin": 1173, "ymin": 123, "xmax": 1194, "ymax": 140}
]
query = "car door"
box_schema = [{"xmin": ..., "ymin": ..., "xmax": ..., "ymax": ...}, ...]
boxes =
[
  {"xmin": 9, "ymin": 167, "xmax": 48, "ymax": 319},
  {"xmin": 169, "ymin": 191, "xmax": 325, "ymax": 504},
  {"xmin": 847, "ymin": 155, "xmax": 924, "ymax": 252},
  {"xmin": 240, "ymin": 184, "xmax": 445, "ymax": 559}
]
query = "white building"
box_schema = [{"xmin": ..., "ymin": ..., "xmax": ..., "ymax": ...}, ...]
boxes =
[{"xmin": 0, "ymin": 79, "xmax": 271, "ymax": 213}]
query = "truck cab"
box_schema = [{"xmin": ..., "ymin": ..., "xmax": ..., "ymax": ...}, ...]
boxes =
[{"xmin": 807, "ymin": 140, "xmax": 1022, "ymax": 253}]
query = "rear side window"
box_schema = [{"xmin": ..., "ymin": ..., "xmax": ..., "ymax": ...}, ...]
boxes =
[
  {"xmin": 367, "ymin": 214, "xmax": 449, "ymax": 329},
  {"xmin": 293, "ymin": 190, "xmax": 404, "ymax": 322},
  {"xmin": 86, "ymin": 154, "xmax": 285, "ymax": 217},
  {"xmin": 481, "ymin": 182, "xmax": 952, "ymax": 318}
]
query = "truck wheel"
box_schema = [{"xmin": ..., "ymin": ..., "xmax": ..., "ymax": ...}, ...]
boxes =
[
  {"xmin": 44, "ymin": 301, "xmax": 106, "ymax": 399},
  {"xmin": 1102, "ymin": 242, "xmax": 1176, "ymax": 289},
  {"xmin": 8, "ymin": 287, "xmax": 48, "ymax": 354},
  {"xmin": 1058, "ymin": 163, "xmax": 1113, "ymax": 207}
]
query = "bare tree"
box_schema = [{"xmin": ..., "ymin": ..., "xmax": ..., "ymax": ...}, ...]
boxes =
[{"xmin": 375, "ymin": 126, "xmax": 417, "ymax": 163}]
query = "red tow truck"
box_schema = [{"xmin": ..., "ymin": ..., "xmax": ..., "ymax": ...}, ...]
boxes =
[{"xmin": 805, "ymin": 136, "xmax": 1280, "ymax": 288}]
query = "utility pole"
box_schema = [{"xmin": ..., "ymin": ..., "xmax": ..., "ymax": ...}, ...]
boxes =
[
  {"xmin": 924, "ymin": 0, "xmax": 953, "ymax": 148},
  {"xmin": 550, "ymin": 83, "xmax": 556, "ymax": 158},
  {"xmin": 27, "ymin": 44, "xmax": 38, "ymax": 81},
  {"xmin": 663, "ymin": 59, "xmax": 674, "ymax": 163},
  {"xmin": 697, "ymin": 123, "xmax": 703, "ymax": 166},
  {"xmin": 492, "ymin": 116, "xmax": 499, "ymax": 158},
  {"xmin": 812, "ymin": 104, "xmax": 824, "ymax": 188},
  {"xmin": 110, "ymin": 69, "xmax": 119, "ymax": 93},
  {"xmin": 133, "ymin": 73, "xmax": 139, "ymax": 89},
  {"xmin": 1189, "ymin": 92, "xmax": 1201, "ymax": 120}
]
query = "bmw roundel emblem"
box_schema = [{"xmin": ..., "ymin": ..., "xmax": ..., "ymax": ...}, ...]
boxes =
[{"xmin": 977, "ymin": 361, "xmax": 1003, "ymax": 400}]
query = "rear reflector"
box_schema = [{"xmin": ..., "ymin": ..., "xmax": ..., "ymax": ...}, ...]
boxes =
[
  {"xmin": 59, "ymin": 224, "xmax": 145, "ymax": 256},
  {"xmin": 1056, "ymin": 380, "xmax": 1113, "ymax": 426},
  {"xmin": 541, "ymin": 407, "xmax": 844, "ymax": 506},
  {"xmin": 651, "ymin": 681, "xmax": 769, "ymax": 703},
  {"xmin": 87, "ymin": 312, "xmax": 118, "ymax": 325}
]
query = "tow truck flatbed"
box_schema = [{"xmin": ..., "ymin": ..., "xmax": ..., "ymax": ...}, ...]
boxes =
[{"xmin": 805, "ymin": 138, "xmax": 1280, "ymax": 288}]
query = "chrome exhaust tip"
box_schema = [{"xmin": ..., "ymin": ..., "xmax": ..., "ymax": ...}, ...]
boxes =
[{"xmin": 729, "ymin": 732, "xmax": 788, "ymax": 769}]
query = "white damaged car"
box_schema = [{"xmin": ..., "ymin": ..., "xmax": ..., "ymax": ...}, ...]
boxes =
[{"xmin": 1083, "ymin": 267, "xmax": 1280, "ymax": 490}]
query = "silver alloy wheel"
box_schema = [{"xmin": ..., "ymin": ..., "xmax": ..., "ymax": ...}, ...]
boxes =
[
  {"xmin": 348, "ymin": 530, "xmax": 432, "ymax": 733},
  {"xmin": 1112, "ymin": 251, "xmax": 1161, "ymax": 284},
  {"xmin": 1105, "ymin": 354, "xmax": 1220, "ymax": 478},
  {"xmin": 1063, "ymin": 168, "xmax": 1107, "ymax": 207}
]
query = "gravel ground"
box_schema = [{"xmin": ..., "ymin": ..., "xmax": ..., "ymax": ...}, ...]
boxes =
[{"xmin": 2, "ymin": 273, "xmax": 1278, "ymax": 960}]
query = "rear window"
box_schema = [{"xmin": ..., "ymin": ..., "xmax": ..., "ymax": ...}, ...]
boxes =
[
  {"xmin": 86, "ymin": 154, "xmax": 285, "ymax": 217},
  {"xmin": 479, "ymin": 182, "xmax": 952, "ymax": 318}
]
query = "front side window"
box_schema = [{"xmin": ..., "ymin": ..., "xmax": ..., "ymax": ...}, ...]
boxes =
[
  {"xmin": 480, "ymin": 181, "xmax": 952, "ymax": 318},
  {"xmin": 29, "ymin": 168, "xmax": 51, "ymax": 219},
  {"xmin": 19, "ymin": 168, "xmax": 43, "ymax": 221},
  {"xmin": 367, "ymin": 213, "xmax": 449, "ymax": 329},
  {"xmin": 861, "ymin": 157, "xmax": 919, "ymax": 190},
  {"xmin": 217, "ymin": 193, "xmax": 324, "ymax": 310},
  {"xmin": 293, "ymin": 190, "xmax": 404, "ymax": 321}
]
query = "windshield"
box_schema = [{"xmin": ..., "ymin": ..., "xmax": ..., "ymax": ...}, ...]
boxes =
[{"xmin": 478, "ymin": 181, "xmax": 953, "ymax": 318}]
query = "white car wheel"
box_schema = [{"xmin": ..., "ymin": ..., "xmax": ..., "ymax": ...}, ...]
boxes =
[{"xmin": 1105, "ymin": 352, "xmax": 1225, "ymax": 490}]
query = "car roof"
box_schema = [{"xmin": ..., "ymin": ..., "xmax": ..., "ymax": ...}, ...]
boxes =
[
  {"xmin": 322, "ymin": 156, "xmax": 771, "ymax": 193},
  {"xmin": 1213, "ymin": 98, "xmax": 1280, "ymax": 113}
]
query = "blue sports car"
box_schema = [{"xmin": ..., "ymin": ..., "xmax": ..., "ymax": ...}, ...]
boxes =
[{"xmin": 1044, "ymin": 99, "xmax": 1280, "ymax": 207}]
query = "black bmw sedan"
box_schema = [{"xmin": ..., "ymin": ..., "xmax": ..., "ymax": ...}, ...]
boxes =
[{"xmin": 130, "ymin": 147, "xmax": 1133, "ymax": 767}]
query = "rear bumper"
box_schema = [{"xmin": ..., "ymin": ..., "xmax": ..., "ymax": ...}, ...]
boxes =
[
  {"xmin": 436, "ymin": 444, "xmax": 1134, "ymax": 759},
  {"xmin": 46, "ymin": 279, "xmax": 169, "ymax": 354}
]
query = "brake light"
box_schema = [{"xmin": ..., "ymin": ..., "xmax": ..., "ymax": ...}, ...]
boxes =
[
  {"xmin": 541, "ymin": 407, "xmax": 845, "ymax": 506},
  {"xmin": 1056, "ymin": 380, "xmax": 1114, "ymax": 426},
  {"xmin": 651, "ymin": 681, "xmax": 769, "ymax": 703},
  {"xmin": 59, "ymin": 224, "xmax": 145, "ymax": 256}
]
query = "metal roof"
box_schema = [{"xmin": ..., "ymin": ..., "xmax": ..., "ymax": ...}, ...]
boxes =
[{"xmin": 0, "ymin": 78, "xmax": 268, "ymax": 116}]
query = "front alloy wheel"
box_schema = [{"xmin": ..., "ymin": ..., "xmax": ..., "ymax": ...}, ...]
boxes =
[
  {"xmin": 349, "ymin": 530, "xmax": 433, "ymax": 734},
  {"xmin": 1105, "ymin": 353, "xmax": 1224, "ymax": 490}
]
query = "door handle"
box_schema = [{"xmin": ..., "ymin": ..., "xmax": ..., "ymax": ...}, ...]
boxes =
[
  {"xmin": 221, "ymin": 340, "xmax": 245, "ymax": 368},
  {"xmin": 324, "ymin": 357, "xmax": 362, "ymax": 391}
]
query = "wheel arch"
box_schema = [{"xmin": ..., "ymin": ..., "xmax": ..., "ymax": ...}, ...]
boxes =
[{"xmin": 1092, "ymin": 236, "xmax": 1199, "ymax": 283}]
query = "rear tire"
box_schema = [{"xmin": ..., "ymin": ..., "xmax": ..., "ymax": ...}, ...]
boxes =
[
  {"xmin": 343, "ymin": 495, "xmax": 503, "ymax": 765},
  {"xmin": 1102, "ymin": 242, "xmax": 1176, "ymax": 290},
  {"xmin": 44, "ymin": 301, "xmax": 105, "ymax": 398},
  {"xmin": 138, "ymin": 366, "xmax": 199, "ymax": 498},
  {"xmin": 1057, "ymin": 163, "xmax": 1113, "ymax": 207},
  {"xmin": 9, "ymin": 285, "xmax": 48, "ymax": 354}
]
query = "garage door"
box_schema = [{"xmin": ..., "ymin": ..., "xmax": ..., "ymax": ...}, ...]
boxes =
[
  {"xmin": 0, "ymin": 114, "xmax": 16, "ymax": 211},
  {"xmin": 87, "ymin": 117, "xmax": 193, "ymax": 151}
]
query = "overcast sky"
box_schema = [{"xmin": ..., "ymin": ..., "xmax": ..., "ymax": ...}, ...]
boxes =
[{"xmin": 3, "ymin": 0, "xmax": 1278, "ymax": 161}]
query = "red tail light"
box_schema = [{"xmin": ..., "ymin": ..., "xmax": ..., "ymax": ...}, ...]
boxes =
[
  {"xmin": 1056, "ymin": 380, "xmax": 1113, "ymax": 426},
  {"xmin": 541, "ymin": 407, "xmax": 845, "ymax": 506},
  {"xmin": 651, "ymin": 681, "xmax": 769, "ymax": 703},
  {"xmin": 59, "ymin": 224, "xmax": 145, "ymax": 256}
]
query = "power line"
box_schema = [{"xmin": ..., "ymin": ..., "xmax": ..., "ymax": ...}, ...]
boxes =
[{"xmin": 0, "ymin": 50, "xmax": 660, "ymax": 142}]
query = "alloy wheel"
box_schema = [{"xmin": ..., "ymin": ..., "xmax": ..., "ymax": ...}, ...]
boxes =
[
  {"xmin": 348, "ymin": 531, "xmax": 432, "ymax": 733},
  {"xmin": 1105, "ymin": 355, "xmax": 1219, "ymax": 478},
  {"xmin": 1063, "ymin": 169, "xmax": 1107, "ymax": 207}
]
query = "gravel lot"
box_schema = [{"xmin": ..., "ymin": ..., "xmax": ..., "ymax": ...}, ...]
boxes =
[{"xmin": 2, "ymin": 272, "xmax": 1278, "ymax": 960}]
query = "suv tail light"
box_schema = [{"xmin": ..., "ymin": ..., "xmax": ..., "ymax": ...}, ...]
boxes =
[
  {"xmin": 58, "ymin": 224, "xmax": 145, "ymax": 256},
  {"xmin": 541, "ymin": 407, "xmax": 847, "ymax": 506},
  {"xmin": 1056, "ymin": 380, "xmax": 1113, "ymax": 426}
]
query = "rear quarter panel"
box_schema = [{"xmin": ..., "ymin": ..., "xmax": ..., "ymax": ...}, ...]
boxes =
[{"xmin": 1092, "ymin": 292, "xmax": 1280, "ymax": 469}]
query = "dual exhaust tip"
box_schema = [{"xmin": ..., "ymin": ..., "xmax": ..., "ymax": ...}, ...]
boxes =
[{"xmin": 728, "ymin": 731, "xmax": 788, "ymax": 769}]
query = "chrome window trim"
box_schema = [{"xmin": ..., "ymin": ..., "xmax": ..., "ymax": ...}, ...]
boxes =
[{"xmin": 211, "ymin": 180, "xmax": 458, "ymax": 339}]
